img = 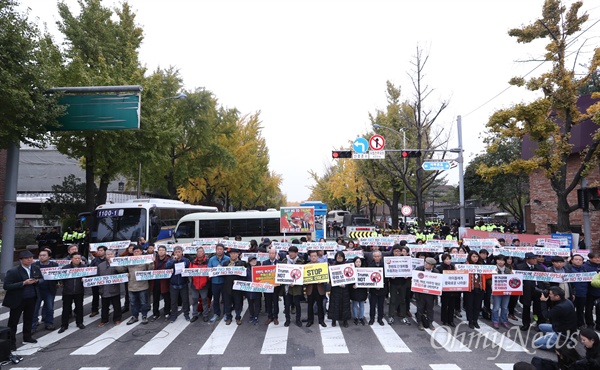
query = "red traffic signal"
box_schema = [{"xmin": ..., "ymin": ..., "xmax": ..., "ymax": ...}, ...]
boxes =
[
  {"xmin": 589, "ymin": 186, "xmax": 600, "ymax": 211},
  {"xmin": 401, "ymin": 150, "xmax": 421, "ymax": 158},
  {"xmin": 332, "ymin": 150, "xmax": 352, "ymax": 159}
]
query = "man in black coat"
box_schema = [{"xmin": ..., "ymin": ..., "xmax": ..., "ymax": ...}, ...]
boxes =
[
  {"xmin": 3, "ymin": 250, "xmax": 43, "ymax": 350},
  {"xmin": 262, "ymin": 248, "xmax": 282, "ymax": 325},
  {"xmin": 516, "ymin": 252, "xmax": 548, "ymax": 331}
]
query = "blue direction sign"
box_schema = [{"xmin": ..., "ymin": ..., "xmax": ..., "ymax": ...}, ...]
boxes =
[
  {"xmin": 353, "ymin": 137, "xmax": 368, "ymax": 154},
  {"xmin": 422, "ymin": 161, "xmax": 451, "ymax": 171}
]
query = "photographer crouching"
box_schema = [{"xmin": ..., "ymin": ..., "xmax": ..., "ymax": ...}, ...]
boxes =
[{"xmin": 534, "ymin": 286, "xmax": 578, "ymax": 350}]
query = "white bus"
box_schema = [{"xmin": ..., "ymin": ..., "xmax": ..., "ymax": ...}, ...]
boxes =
[
  {"xmin": 91, "ymin": 198, "xmax": 218, "ymax": 244},
  {"xmin": 173, "ymin": 210, "xmax": 311, "ymax": 243}
]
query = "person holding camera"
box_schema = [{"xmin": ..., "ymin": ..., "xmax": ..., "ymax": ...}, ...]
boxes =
[{"xmin": 533, "ymin": 286, "xmax": 578, "ymax": 350}]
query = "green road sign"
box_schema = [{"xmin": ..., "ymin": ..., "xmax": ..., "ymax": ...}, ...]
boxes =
[{"xmin": 51, "ymin": 94, "xmax": 140, "ymax": 131}]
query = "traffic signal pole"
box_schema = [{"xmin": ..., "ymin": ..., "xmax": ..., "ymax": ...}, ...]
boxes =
[{"xmin": 457, "ymin": 115, "xmax": 465, "ymax": 228}]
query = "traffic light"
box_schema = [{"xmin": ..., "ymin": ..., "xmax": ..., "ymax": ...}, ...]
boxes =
[
  {"xmin": 332, "ymin": 150, "xmax": 352, "ymax": 159},
  {"xmin": 589, "ymin": 186, "xmax": 600, "ymax": 211},
  {"xmin": 577, "ymin": 188, "xmax": 590, "ymax": 211},
  {"xmin": 401, "ymin": 150, "xmax": 421, "ymax": 158}
]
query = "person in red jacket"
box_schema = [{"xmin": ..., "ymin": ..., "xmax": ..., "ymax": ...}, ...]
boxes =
[
  {"xmin": 190, "ymin": 247, "xmax": 210, "ymax": 322},
  {"xmin": 149, "ymin": 245, "xmax": 171, "ymax": 322}
]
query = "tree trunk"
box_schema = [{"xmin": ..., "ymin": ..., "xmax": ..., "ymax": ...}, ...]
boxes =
[
  {"xmin": 556, "ymin": 192, "xmax": 571, "ymax": 232},
  {"xmin": 390, "ymin": 189, "xmax": 400, "ymax": 229},
  {"xmin": 96, "ymin": 172, "xmax": 110, "ymax": 206}
]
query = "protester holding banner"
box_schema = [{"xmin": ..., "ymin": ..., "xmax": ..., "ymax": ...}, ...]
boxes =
[
  {"xmin": 435, "ymin": 253, "xmax": 457, "ymax": 327},
  {"xmin": 119, "ymin": 244, "xmax": 134, "ymax": 313},
  {"xmin": 570, "ymin": 254, "xmax": 590, "ymax": 329},
  {"xmin": 222, "ymin": 249, "xmax": 247, "ymax": 325},
  {"xmin": 189, "ymin": 247, "xmax": 210, "ymax": 323},
  {"xmin": 122, "ymin": 246, "xmax": 153, "ymax": 325},
  {"xmin": 584, "ymin": 252, "xmax": 600, "ymax": 330},
  {"xmin": 305, "ymin": 250, "xmax": 327, "ymax": 328},
  {"xmin": 165, "ymin": 246, "xmax": 191, "ymax": 323},
  {"xmin": 262, "ymin": 248, "xmax": 282, "ymax": 326},
  {"xmin": 207, "ymin": 243, "xmax": 230, "ymax": 323},
  {"xmin": 283, "ymin": 244, "xmax": 305, "ymax": 327},
  {"xmin": 414, "ymin": 257, "xmax": 439, "ymax": 331},
  {"xmin": 506, "ymin": 256, "xmax": 519, "ymax": 321},
  {"xmin": 516, "ymin": 252, "xmax": 548, "ymax": 331},
  {"xmin": 32, "ymin": 249, "xmax": 59, "ymax": 332},
  {"xmin": 245, "ymin": 256, "xmax": 262, "ymax": 325},
  {"xmin": 96, "ymin": 250, "xmax": 123, "ymax": 327},
  {"xmin": 150, "ymin": 245, "xmax": 172, "ymax": 322},
  {"xmin": 88, "ymin": 246, "xmax": 107, "ymax": 318},
  {"xmin": 463, "ymin": 251, "xmax": 485, "ymax": 329},
  {"xmin": 368, "ymin": 251, "xmax": 387, "ymax": 326},
  {"xmin": 350, "ymin": 257, "xmax": 368, "ymax": 326},
  {"xmin": 328, "ymin": 252, "xmax": 351, "ymax": 328},
  {"xmin": 491, "ymin": 255, "xmax": 512, "ymax": 329},
  {"xmin": 58, "ymin": 252, "xmax": 87, "ymax": 333}
]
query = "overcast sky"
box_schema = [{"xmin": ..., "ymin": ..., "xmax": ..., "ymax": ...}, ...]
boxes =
[{"xmin": 21, "ymin": 0, "xmax": 600, "ymax": 202}]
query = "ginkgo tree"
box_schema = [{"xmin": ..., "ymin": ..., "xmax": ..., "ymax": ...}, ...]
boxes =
[{"xmin": 479, "ymin": 0, "xmax": 600, "ymax": 232}]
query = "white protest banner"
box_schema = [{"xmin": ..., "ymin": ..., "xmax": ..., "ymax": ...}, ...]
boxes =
[
  {"xmin": 52, "ymin": 259, "xmax": 71, "ymax": 266},
  {"xmin": 411, "ymin": 257, "xmax": 424, "ymax": 270},
  {"xmin": 463, "ymin": 239, "xmax": 500, "ymax": 248},
  {"xmin": 181, "ymin": 246, "xmax": 201, "ymax": 255},
  {"xmin": 193, "ymin": 238, "xmax": 219, "ymax": 246},
  {"xmin": 513, "ymin": 270, "xmax": 564, "ymax": 283},
  {"xmin": 232, "ymin": 280, "xmax": 274, "ymax": 293},
  {"xmin": 427, "ymin": 240, "xmax": 459, "ymax": 249},
  {"xmin": 181, "ymin": 268, "xmax": 212, "ymax": 277},
  {"xmin": 241, "ymin": 252, "xmax": 270, "ymax": 262},
  {"xmin": 303, "ymin": 242, "xmax": 338, "ymax": 251},
  {"xmin": 494, "ymin": 248, "xmax": 527, "ymax": 258},
  {"xmin": 536, "ymin": 238, "xmax": 546, "ymax": 246},
  {"xmin": 383, "ymin": 256, "xmax": 412, "ymax": 278},
  {"xmin": 561, "ymin": 272, "xmax": 597, "ymax": 283},
  {"xmin": 329, "ymin": 263, "xmax": 357, "ymax": 287},
  {"xmin": 220, "ymin": 240, "xmax": 251, "ymax": 250},
  {"xmin": 39, "ymin": 267, "xmax": 62, "ymax": 278},
  {"xmin": 454, "ymin": 264, "xmax": 497, "ymax": 274},
  {"xmin": 83, "ymin": 273, "xmax": 128, "ymax": 288},
  {"xmin": 43, "ymin": 267, "xmax": 98, "ymax": 280},
  {"xmin": 210, "ymin": 266, "xmax": 247, "ymax": 277},
  {"xmin": 271, "ymin": 242, "xmax": 293, "ymax": 251},
  {"xmin": 492, "ymin": 274, "xmax": 523, "ymax": 296},
  {"xmin": 530, "ymin": 247, "xmax": 570, "ymax": 257},
  {"xmin": 355, "ymin": 267, "xmax": 384, "ymax": 288},
  {"xmin": 544, "ymin": 239, "xmax": 561, "ymax": 248},
  {"xmin": 449, "ymin": 253, "xmax": 468, "ymax": 263},
  {"xmin": 135, "ymin": 269, "xmax": 173, "ymax": 281},
  {"xmin": 111, "ymin": 254, "xmax": 154, "ymax": 267},
  {"xmin": 394, "ymin": 235, "xmax": 416, "ymax": 243},
  {"xmin": 442, "ymin": 271, "xmax": 471, "ymax": 292},
  {"xmin": 408, "ymin": 245, "xmax": 444, "ymax": 253},
  {"xmin": 411, "ymin": 270, "xmax": 443, "ymax": 296},
  {"xmin": 574, "ymin": 249, "xmax": 590, "ymax": 260},
  {"xmin": 275, "ymin": 264, "xmax": 304, "ymax": 285},
  {"xmin": 358, "ymin": 237, "xmax": 396, "ymax": 247},
  {"xmin": 89, "ymin": 240, "xmax": 130, "ymax": 252},
  {"xmin": 326, "ymin": 250, "xmax": 364, "ymax": 260}
]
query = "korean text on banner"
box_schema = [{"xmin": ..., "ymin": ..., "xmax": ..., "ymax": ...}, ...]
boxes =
[
  {"xmin": 411, "ymin": 270, "xmax": 443, "ymax": 296},
  {"xmin": 111, "ymin": 254, "xmax": 154, "ymax": 267},
  {"xmin": 442, "ymin": 271, "xmax": 471, "ymax": 292},
  {"xmin": 383, "ymin": 256, "xmax": 412, "ymax": 278},
  {"xmin": 513, "ymin": 271, "xmax": 564, "ymax": 283},
  {"xmin": 355, "ymin": 267, "xmax": 384, "ymax": 289},
  {"xmin": 135, "ymin": 269, "xmax": 173, "ymax": 281},
  {"xmin": 83, "ymin": 273, "xmax": 128, "ymax": 288},
  {"xmin": 89, "ymin": 240, "xmax": 129, "ymax": 252},
  {"xmin": 233, "ymin": 280, "xmax": 274, "ymax": 293},
  {"xmin": 492, "ymin": 274, "xmax": 523, "ymax": 296},
  {"xmin": 43, "ymin": 267, "xmax": 98, "ymax": 280},
  {"xmin": 181, "ymin": 268, "xmax": 212, "ymax": 277},
  {"xmin": 252, "ymin": 265, "xmax": 276, "ymax": 285},
  {"xmin": 210, "ymin": 266, "xmax": 247, "ymax": 277},
  {"xmin": 454, "ymin": 264, "xmax": 497, "ymax": 274},
  {"xmin": 303, "ymin": 262, "xmax": 329, "ymax": 284},
  {"xmin": 275, "ymin": 264, "xmax": 304, "ymax": 285},
  {"xmin": 221, "ymin": 240, "xmax": 251, "ymax": 250},
  {"xmin": 329, "ymin": 263, "xmax": 357, "ymax": 287}
]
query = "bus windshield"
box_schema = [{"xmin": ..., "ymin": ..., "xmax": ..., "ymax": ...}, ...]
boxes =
[{"xmin": 92, "ymin": 208, "xmax": 147, "ymax": 243}]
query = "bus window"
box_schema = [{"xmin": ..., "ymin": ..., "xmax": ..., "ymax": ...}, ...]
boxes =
[
  {"xmin": 175, "ymin": 221, "xmax": 195, "ymax": 239},
  {"xmin": 263, "ymin": 218, "xmax": 281, "ymax": 236}
]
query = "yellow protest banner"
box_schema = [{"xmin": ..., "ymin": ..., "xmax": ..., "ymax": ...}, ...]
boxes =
[{"xmin": 303, "ymin": 262, "xmax": 329, "ymax": 284}]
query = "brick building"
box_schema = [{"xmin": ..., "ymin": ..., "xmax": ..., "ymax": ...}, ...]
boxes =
[
  {"xmin": 0, "ymin": 149, "xmax": 6, "ymax": 238},
  {"xmin": 523, "ymin": 95, "xmax": 600, "ymax": 249}
]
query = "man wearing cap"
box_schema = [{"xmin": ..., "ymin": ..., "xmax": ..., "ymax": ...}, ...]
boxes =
[
  {"xmin": 3, "ymin": 250, "xmax": 43, "ymax": 350},
  {"xmin": 222, "ymin": 249, "xmax": 247, "ymax": 325},
  {"xmin": 516, "ymin": 252, "xmax": 549, "ymax": 331},
  {"xmin": 414, "ymin": 257, "xmax": 439, "ymax": 330},
  {"xmin": 258, "ymin": 238, "xmax": 272, "ymax": 253}
]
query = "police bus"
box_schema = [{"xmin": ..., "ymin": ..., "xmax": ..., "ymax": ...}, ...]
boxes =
[
  {"xmin": 90, "ymin": 198, "xmax": 218, "ymax": 244},
  {"xmin": 173, "ymin": 210, "xmax": 311, "ymax": 243}
]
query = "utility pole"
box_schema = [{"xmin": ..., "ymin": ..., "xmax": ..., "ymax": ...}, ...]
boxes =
[{"xmin": 457, "ymin": 115, "xmax": 466, "ymax": 228}]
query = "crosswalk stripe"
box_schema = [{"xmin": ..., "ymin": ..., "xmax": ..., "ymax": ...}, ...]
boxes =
[
  {"xmin": 79, "ymin": 368, "xmax": 111, "ymax": 370},
  {"xmin": 260, "ymin": 300, "xmax": 288, "ymax": 354},
  {"xmin": 20, "ymin": 296, "xmax": 94, "ymax": 334},
  {"xmin": 135, "ymin": 315, "xmax": 190, "ymax": 355},
  {"xmin": 362, "ymin": 366, "xmax": 393, "ymax": 370},
  {"xmin": 410, "ymin": 303, "xmax": 471, "ymax": 352},
  {"xmin": 319, "ymin": 317, "xmax": 349, "ymax": 354},
  {"xmin": 10, "ymin": 368, "xmax": 41, "ymax": 370},
  {"xmin": 221, "ymin": 368, "xmax": 250, "ymax": 370},
  {"xmin": 151, "ymin": 368, "xmax": 183, "ymax": 370},
  {"xmin": 364, "ymin": 302, "xmax": 411, "ymax": 353},
  {"xmin": 198, "ymin": 301, "xmax": 248, "ymax": 355},
  {"xmin": 495, "ymin": 364, "xmax": 515, "ymax": 370},
  {"xmin": 71, "ymin": 298, "xmax": 154, "ymax": 355},
  {"xmin": 429, "ymin": 365, "xmax": 462, "ymax": 370},
  {"xmin": 474, "ymin": 320, "xmax": 526, "ymax": 352},
  {"xmin": 292, "ymin": 367, "xmax": 321, "ymax": 370}
]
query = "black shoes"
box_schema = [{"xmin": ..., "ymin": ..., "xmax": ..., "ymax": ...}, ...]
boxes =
[
  {"xmin": 190, "ymin": 316, "xmax": 198, "ymax": 323},
  {"xmin": 331, "ymin": 320, "xmax": 336, "ymax": 327},
  {"xmin": 58, "ymin": 326, "xmax": 68, "ymax": 334},
  {"xmin": 296, "ymin": 320, "xmax": 302, "ymax": 327},
  {"xmin": 306, "ymin": 322, "xmax": 313, "ymax": 327},
  {"xmin": 368, "ymin": 319, "xmax": 374, "ymax": 325},
  {"xmin": 319, "ymin": 321, "xmax": 327, "ymax": 328},
  {"xmin": 343, "ymin": 320, "xmax": 349, "ymax": 328},
  {"xmin": 23, "ymin": 338, "xmax": 37, "ymax": 344},
  {"xmin": 284, "ymin": 320, "xmax": 290, "ymax": 327}
]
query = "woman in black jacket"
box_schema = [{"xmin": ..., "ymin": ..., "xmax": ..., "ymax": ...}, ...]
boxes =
[
  {"xmin": 575, "ymin": 328, "xmax": 600, "ymax": 370},
  {"xmin": 328, "ymin": 252, "xmax": 352, "ymax": 327},
  {"xmin": 349, "ymin": 257, "xmax": 368, "ymax": 325},
  {"xmin": 435, "ymin": 253, "xmax": 457, "ymax": 327}
]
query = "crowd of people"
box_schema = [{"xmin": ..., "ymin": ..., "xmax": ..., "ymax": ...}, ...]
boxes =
[{"xmin": 3, "ymin": 234, "xmax": 600, "ymax": 369}]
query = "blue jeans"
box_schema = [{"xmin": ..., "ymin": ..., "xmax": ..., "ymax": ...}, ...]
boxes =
[
  {"xmin": 492, "ymin": 295, "xmax": 510, "ymax": 324},
  {"xmin": 33, "ymin": 288, "xmax": 55, "ymax": 329},
  {"xmin": 352, "ymin": 300, "xmax": 364, "ymax": 319},
  {"xmin": 533, "ymin": 323, "xmax": 558, "ymax": 350},
  {"xmin": 129, "ymin": 290, "xmax": 149, "ymax": 318}
]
